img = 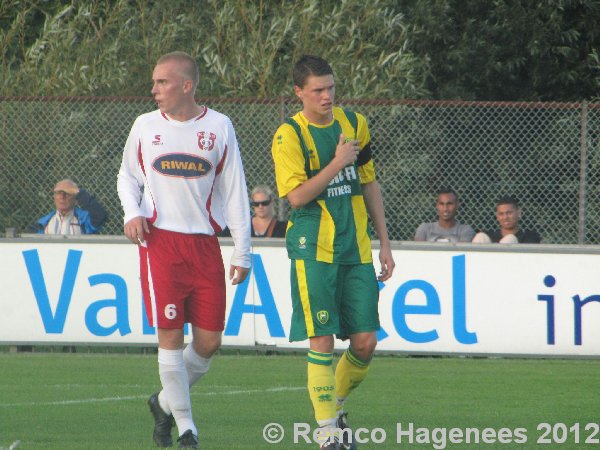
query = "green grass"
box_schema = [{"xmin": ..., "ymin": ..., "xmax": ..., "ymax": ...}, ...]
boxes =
[{"xmin": 0, "ymin": 352, "xmax": 599, "ymax": 449}]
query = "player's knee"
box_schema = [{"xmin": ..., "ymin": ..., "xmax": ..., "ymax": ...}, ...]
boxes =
[
  {"xmin": 350, "ymin": 333, "xmax": 377, "ymax": 360},
  {"xmin": 192, "ymin": 335, "xmax": 221, "ymax": 358}
]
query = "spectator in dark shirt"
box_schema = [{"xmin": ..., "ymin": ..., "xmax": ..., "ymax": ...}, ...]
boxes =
[
  {"xmin": 221, "ymin": 185, "xmax": 286, "ymax": 238},
  {"xmin": 472, "ymin": 195, "xmax": 540, "ymax": 243}
]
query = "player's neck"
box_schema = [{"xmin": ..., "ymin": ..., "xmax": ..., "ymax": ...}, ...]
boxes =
[
  {"xmin": 165, "ymin": 103, "xmax": 204, "ymax": 122},
  {"xmin": 302, "ymin": 110, "xmax": 333, "ymax": 126}
]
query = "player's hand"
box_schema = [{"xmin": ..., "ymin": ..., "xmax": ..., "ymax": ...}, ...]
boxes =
[
  {"xmin": 230, "ymin": 265, "xmax": 249, "ymax": 285},
  {"xmin": 334, "ymin": 134, "xmax": 360, "ymax": 167},
  {"xmin": 377, "ymin": 244, "xmax": 395, "ymax": 282},
  {"xmin": 124, "ymin": 216, "xmax": 149, "ymax": 245}
]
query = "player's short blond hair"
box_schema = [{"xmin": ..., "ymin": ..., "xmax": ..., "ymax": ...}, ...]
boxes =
[{"xmin": 157, "ymin": 51, "xmax": 199, "ymax": 89}]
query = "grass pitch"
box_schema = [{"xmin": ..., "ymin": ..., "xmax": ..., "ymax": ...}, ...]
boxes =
[{"xmin": 0, "ymin": 351, "xmax": 598, "ymax": 449}]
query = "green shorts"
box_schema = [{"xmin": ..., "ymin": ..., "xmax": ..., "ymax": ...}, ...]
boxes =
[{"xmin": 289, "ymin": 259, "xmax": 380, "ymax": 342}]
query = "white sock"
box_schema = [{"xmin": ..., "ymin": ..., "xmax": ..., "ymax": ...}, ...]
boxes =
[
  {"xmin": 158, "ymin": 348, "xmax": 197, "ymax": 437},
  {"xmin": 184, "ymin": 343, "xmax": 213, "ymax": 387}
]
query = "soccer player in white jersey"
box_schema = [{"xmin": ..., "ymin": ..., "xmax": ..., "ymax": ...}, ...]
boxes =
[{"xmin": 117, "ymin": 51, "xmax": 251, "ymax": 449}]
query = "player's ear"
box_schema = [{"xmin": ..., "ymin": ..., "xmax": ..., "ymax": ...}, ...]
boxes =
[
  {"xmin": 183, "ymin": 79, "xmax": 194, "ymax": 94},
  {"xmin": 293, "ymin": 85, "xmax": 303, "ymax": 100}
]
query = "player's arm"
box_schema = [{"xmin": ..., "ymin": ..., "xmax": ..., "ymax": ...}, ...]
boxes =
[
  {"xmin": 285, "ymin": 134, "xmax": 360, "ymax": 209},
  {"xmin": 117, "ymin": 121, "xmax": 148, "ymax": 244},
  {"xmin": 362, "ymin": 179, "xmax": 395, "ymax": 282},
  {"xmin": 218, "ymin": 118, "xmax": 251, "ymax": 280}
]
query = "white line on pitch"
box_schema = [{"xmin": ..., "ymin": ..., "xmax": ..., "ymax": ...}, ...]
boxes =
[{"xmin": 0, "ymin": 386, "xmax": 304, "ymax": 407}]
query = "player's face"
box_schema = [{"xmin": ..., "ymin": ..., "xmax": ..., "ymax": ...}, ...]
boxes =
[
  {"xmin": 496, "ymin": 204, "xmax": 521, "ymax": 231},
  {"xmin": 294, "ymin": 74, "xmax": 335, "ymax": 125},
  {"xmin": 151, "ymin": 61, "xmax": 189, "ymax": 117},
  {"xmin": 436, "ymin": 193, "xmax": 458, "ymax": 222}
]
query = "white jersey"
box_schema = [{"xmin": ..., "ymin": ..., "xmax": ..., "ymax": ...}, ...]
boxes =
[{"xmin": 117, "ymin": 106, "xmax": 251, "ymax": 268}]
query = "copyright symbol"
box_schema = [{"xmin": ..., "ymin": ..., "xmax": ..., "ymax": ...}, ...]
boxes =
[{"xmin": 263, "ymin": 422, "xmax": 284, "ymax": 444}]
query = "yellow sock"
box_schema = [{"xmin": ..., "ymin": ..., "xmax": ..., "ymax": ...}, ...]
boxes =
[
  {"xmin": 335, "ymin": 347, "xmax": 370, "ymax": 411},
  {"xmin": 307, "ymin": 350, "xmax": 336, "ymax": 425}
]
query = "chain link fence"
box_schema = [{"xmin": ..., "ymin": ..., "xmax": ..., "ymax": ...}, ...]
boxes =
[{"xmin": 1, "ymin": 97, "xmax": 598, "ymax": 243}]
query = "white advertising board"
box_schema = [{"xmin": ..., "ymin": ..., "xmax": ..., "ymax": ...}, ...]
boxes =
[{"xmin": 1, "ymin": 238, "xmax": 599, "ymax": 357}]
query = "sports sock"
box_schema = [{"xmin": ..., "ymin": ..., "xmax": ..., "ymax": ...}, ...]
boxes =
[
  {"xmin": 335, "ymin": 347, "xmax": 371, "ymax": 412},
  {"xmin": 183, "ymin": 343, "xmax": 212, "ymax": 386},
  {"xmin": 158, "ymin": 348, "xmax": 197, "ymax": 437},
  {"xmin": 307, "ymin": 350, "xmax": 337, "ymax": 425}
]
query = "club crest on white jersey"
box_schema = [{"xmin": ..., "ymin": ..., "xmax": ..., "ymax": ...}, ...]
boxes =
[{"xmin": 197, "ymin": 131, "xmax": 216, "ymax": 151}]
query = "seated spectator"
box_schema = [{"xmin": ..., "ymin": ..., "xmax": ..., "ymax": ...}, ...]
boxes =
[
  {"xmin": 414, "ymin": 187, "xmax": 475, "ymax": 242},
  {"xmin": 221, "ymin": 185, "xmax": 286, "ymax": 238},
  {"xmin": 472, "ymin": 195, "xmax": 541, "ymax": 243},
  {"xmin": 34, "ymin": 179, "xmax": 108, "ymax": 234}
]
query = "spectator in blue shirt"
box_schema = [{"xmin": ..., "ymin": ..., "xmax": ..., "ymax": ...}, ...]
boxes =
[{"xmin": 34, "ymin": 179, "xmax": 108, "ymax": 234}]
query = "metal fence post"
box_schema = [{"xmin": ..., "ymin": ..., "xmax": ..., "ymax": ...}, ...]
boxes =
[{"xmin": 578, "ymin": 101, "xmax": 589, "ymax": 244}]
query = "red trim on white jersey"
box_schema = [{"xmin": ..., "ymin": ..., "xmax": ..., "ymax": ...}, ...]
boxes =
[
  {"xmin": 118, "ymin": 108, "xmax": 251, "ymax": 268},
  {"xmin": 137, "ymin": 139, "xmax": 157, "ymax": 224},
  {"xmin": 194, "ymin": 105, "xmax": 208, "ymax": 121},
  {"xmin": 206, "ymin": 145, "xmax": 228, "ymax": 233}
]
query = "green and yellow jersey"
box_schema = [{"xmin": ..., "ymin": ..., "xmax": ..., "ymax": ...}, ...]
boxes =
[{"xmin": 272, "ymin": 106, "xmax": 376, "ymax": 264}]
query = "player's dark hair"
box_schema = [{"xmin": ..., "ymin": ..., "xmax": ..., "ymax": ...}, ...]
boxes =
[
  {"xmin": 495, "ymin": 195, "xmax": 520, "ymax": 209},
  {"xmin": 293, "ymin": 55, "xmax": 333, "ymax": 88},
  {"xmin": 438, "ymin": 186, "xmax": 459, "ymax": 201}
]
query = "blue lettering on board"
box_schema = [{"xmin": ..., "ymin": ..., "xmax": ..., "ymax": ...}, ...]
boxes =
[{"xmin": 224, "ymin": 253, "xmax": 285, "ymax": 337}]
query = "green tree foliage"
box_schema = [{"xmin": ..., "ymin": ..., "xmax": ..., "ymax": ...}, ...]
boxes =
[
  {"xmin": 401, "ymin": 0, "xmax": 600, "ymax": 101},
  {"xmin": 2, "ymin": 0, "xmax": 599, "ymax": 100},
  {"xmin": 0, "ymin": 0, "xmax": 429, "ymax": 98}
]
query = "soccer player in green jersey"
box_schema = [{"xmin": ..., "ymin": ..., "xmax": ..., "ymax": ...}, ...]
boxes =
[{"xmin": 271, "ymin": 55, "xmax": 395, "ymax": 450}]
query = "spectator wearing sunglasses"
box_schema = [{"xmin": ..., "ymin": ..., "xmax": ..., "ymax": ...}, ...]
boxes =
[
  {"xmin": 33, "ymin": 179, "xmax": 108, "ymax": 234},
  {"xmin": 249, "ymin": 185, "xmax": 287, "ymax": 237},
  {"xmin": 221, "ymin": 185, "xmax": 287, "ymax": 238}
]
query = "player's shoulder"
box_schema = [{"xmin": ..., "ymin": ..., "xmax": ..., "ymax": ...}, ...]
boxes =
[
  {"xmin": 130, "ymin": 109, "xmax": 166, "ymax": 130},
  {"xmin": 333, "ymin": 107, "xmax": 368, "ymax": 129},
  {"xmin": 134, "ymin": 109, "xmax": 161, "ymax": 122},
  {"xmin": 274, "ymin": 113, "xmax": 304, "ymax": 137},
  {"xmin": 200, "ymin": 107, "xmax": 236, "ymax": 133},
  {"xmin": 204, "ymin": 106, "xmax": 231, "ymax": 123},
  {"xmin": 333, "ymin": 106, "xmax": 366, "ymax": 119}
]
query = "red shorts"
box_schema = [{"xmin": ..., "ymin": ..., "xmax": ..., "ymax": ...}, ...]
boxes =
[{"xmin": 139, "ymin": 225, "xmax": 226, "ymax": 331}]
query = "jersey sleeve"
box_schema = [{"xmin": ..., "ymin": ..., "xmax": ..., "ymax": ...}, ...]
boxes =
[
  {"xmin": 117, "ymin": 118, "xmax": 145, "ymax": 224},
  {"xmin": 355, "ymin": 112, "xmax": 376, "ymax": 184},
  {"xmin": 215, "ymin": 118, "xmax": 252, "ymax": 268},
  {"xmin": 271, "ymin": 123, "xmax": 308, "ymax": 198}
]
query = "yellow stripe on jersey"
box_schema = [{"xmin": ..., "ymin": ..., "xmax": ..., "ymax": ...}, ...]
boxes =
[
  {"xmin": 271, "ymin": 123, "xmax": 308, "ymax": 198},
  {"xmin": 351, "ymin": 195, "xmax": 372, "ymax": 263},
  {"xmin": 295, "ymin": 260, "xmax": 315, "ymax": 337},
  {"xmin": 316, "ymin": 199, "xmax": 335, "ymax": 263},
  {"xmin": 358, "ymin": 160, "xmax": 376, "ymax": 184}
]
